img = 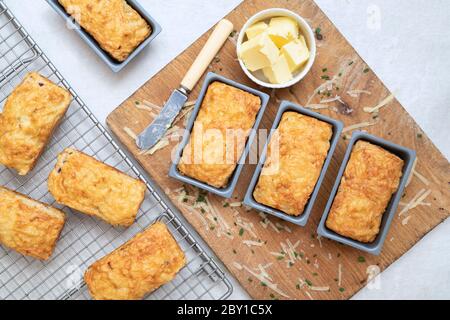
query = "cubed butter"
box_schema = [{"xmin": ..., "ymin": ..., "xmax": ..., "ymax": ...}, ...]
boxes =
[
  {"xmin": 239, "ymin": 33, "xmax": 279, "ymax": 72},
  {"xmin": 268, "ymin": 17, "xmax": 299, "ymax": 48},
  {"xmin": 245, "ymin": 21, "xmax": 268, "ymax": 39},
  {"xmin": 281, "ymin": 37, "xmax": 310, "ymax": 73},
  {"xmin": 263, "ymin": 54, "xmax": 293, "ymax": 84}
]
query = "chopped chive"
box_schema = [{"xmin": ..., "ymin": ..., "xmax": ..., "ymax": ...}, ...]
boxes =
[
  {"xmin": 339, "ymin": 287, "xmax": 345, "ymax": 292},
  {"xmin": 363, "ymin": 68, "xmax": 370, "ymax": 73},
  {"xmin": 305, "ymin": 279, "xmax": 313, "ymax": 287},
  {"xmin": 315, "ymin": 27, "xmax": 323, "ymax": 40},
  {"xmin": 358, "ymin": 256, "xmax": 366, "ymax": 263},
  {"xmin": 223, "ymin": 202, "xmax": 230, "ymax": 207},
  {"xmin": 239, "ymin": 228, "xmax": 244, "ymax": 236},
  {"xmin": 322, "ymin": 68, "xmax": 328, "ymax": 73},
  {"xmin": 348, "ymin": 61, "xmax": 354, "ymax": 66},
  {"xmin": 261, "ymin": 282, "xmax": 267, "ymax": 287}
]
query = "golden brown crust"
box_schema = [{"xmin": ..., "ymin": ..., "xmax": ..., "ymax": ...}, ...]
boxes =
[
  {"xmin": 326, "ymin": 141, "xmax": 404, "ymax": 243},
  {"xmin": 84, "ymin": 222, "xmax": 186, "ymax": 300},
  {"xmin": 178, "ymin": 82, "xmax": 261, "ymax": 188},
  {"xmin": 48, "ymin": 148, "xmax": 146, "ymax": 227},
  {"xmin": 58, "ymin": 0, "xmax": 151, "ymax": 61},
  {"xmin": 0, "ymin": 187, "xmax": 66, "ymax": 260},
  {"xmin": 253, "ymin": 112, "xmax": 332, "ymax": 216},
  {"xmin": 0, "ymin": 72, "xmax": 71, "ymax": 175}
]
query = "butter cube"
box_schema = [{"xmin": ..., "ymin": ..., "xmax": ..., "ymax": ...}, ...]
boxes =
[
  {"xmin": 281, "ymin": 37, "xmax": 310, "ymax": 73},
  {"xmin": 263, "ymin": 54, "xmax": 293, "ymax": 84},
  {"xmin": 239, "ymin": 33, "xmax": 279, "ymax": 72},
  {"xmin": 245, "ymin": 21, "xmax": 268, "ymax": 39},
  {"xmin": 268, "ymin": 17, "xmax": 299, "ymax": 48}
]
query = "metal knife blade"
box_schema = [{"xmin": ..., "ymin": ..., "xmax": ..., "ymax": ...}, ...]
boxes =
[{"xmin": 136, "ymin": 88, "xmax": 188, "ymax": 150}]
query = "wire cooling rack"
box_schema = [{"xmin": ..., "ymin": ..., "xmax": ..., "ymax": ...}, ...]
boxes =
[{"xmin": 0, "ymin": 1, "xmax": 232, "ymax": 300}]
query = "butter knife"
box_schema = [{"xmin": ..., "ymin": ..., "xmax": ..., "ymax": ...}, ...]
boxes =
[{"xmin": 136, "ymin": 19, "xmax": 234, "ymax": 150}]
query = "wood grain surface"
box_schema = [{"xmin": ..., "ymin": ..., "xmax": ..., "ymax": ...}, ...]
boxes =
[{"xmin": 107, "ymin": 0, "xmax": 450, "ymax": 300}]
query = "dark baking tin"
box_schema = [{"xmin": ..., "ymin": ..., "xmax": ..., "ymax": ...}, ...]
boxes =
[
  {"xmin": 243, "ymin": 100, "xmax": 344, "ymax": 226},
  {"xmin": 46, "ymin": 0, "xmax": 162, "ymax": 72},
  {"xmin": 317, "ymin": 131, "xmax": 416, "ymax": 255},
  {"xmin": 169, "ymin": 72, "xmax": 270, "ymax": 198}
]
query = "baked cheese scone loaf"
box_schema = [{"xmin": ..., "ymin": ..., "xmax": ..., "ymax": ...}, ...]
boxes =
[
  {"xmin": 178, "ymin": 81, "xmax": 261, "ymax": 188},
  {"xmin": 48, "ymin": 148, "xmax": 146, "ymax": 227},
  {"xmin": 253, "ymin": 112, "xmax": 332, "ymax": 216},
  {"xmin": 0, "ymin": 187, "xmax": 66, "ymax": 260},
  {"xmin": 84, "ymin": 222, "xmax": 186, "ymax": 300},
  {"xmin": 0, "ymin": 72, "xmax": 71, "ymax": 175},
  {"xmin": 58, "ymin": 0, "xmax": 151, "ymax": 61},
  {"xmin": 326, "ymin": 141, "xmax": 404, "ymax": 243}
]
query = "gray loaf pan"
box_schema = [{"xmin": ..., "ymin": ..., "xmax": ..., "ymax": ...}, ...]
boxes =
[
  {"xmin": 46, "ymin": 0, "xmax": 162, "ymax": 72},
  {"xmin": 317, "ymin": 131, "xmax": 416, "ymax": 255},
  {"xmin": 169, "ymin": 72, "xmax": 270, "ymax": 198},
  {"xmin": 243, "ymin": 100, "xmax": 344, "ymax": 226}
]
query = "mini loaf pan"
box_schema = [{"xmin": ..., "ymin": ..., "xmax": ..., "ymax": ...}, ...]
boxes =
[
  {"xmin": 243, "ymin": 100, "xmax": 344, "ymax": 226},
  {"xmin": 169, "ymin": 72, "xmax": 270, "ymax": 198},
  {"xmin": 317, "ymin": 131, "xmax": 416, "ymax": 255},
  {"xmin": 46, "ymin": 0, "xmax": 162, "ymax": 72}
]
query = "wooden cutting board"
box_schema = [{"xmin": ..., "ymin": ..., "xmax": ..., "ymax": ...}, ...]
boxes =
[{"xmin": 107, "ymin": 0, "xmax": 450, "ymax": 300}]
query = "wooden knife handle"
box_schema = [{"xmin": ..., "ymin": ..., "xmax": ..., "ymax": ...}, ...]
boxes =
[{"xmin": 180, "ymin": 19, "xmax": 234, "ymax": 92}]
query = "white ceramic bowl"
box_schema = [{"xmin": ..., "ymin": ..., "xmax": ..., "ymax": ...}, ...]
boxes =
[{"xmin": 237, "ymin": 8, "xmax": 316, "ymax": 89}]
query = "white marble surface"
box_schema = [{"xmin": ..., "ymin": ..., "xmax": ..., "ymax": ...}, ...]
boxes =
[{"xmin": 4, "ymin": 0, "xmax": 449, "ymax": 299}]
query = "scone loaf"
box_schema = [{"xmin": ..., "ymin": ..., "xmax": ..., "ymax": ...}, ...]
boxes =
[
  {"xmin": 48, "ymin": 148, "xmax": 146, "ymax": 227},
  {"xmin": 0, "ymin": 72, "xmax": 71, "ymax": 175},
  {"xmin": 253, "ymin": 112, "xmax": 332, "ymax": 216},
  {"xmin": 58, "ymin": 0, "xmax": 151, "ymax": 61},
  {"xmin": 0, "ymin": 186, "xmax": 66, "ymax": 260},
  {"xmin": 84, "ymin": 222, "xmax": 186, "ymax": 300},
  {"xmin": 326, "ymin": 141, "xmax": 404, "ymax": 243},
  {"xmin": 178, "ymin": 81, "xmax": 261, "ymax": 188}
]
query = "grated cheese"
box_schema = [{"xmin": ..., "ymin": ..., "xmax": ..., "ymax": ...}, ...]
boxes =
[
  {"xmin": 141, "ymin": 100, "xmax": 162, "ymax": 111},
  {"xmin": 305, "ymin": 291, "xmax": 314, "ymax": 300},
  {"xmin": 347, "ymin": 89, "xmax": 371, "ymax": 98},
  {"xmin": 184, "ymin": 100, "xmax": 197, "ymax": 107},
  {"xmin": 398, "ymin": 189, "xmax": 431, "ymax": 216},
  {"xmin": 306, "ymin": 104, "xmax": 338, "ymax": 112},
  {"xmin": 413, "ymin": 170, "xmax": 430, "ymax": 186},
  {"xmin": 342, "ymin": 120, "xmax": 378, "ymax": 133},
  {"xmin": 141, "ymin": 139, "xmax": 170, "ymax": 155},
  {"xmin": 243, "ymin": 240, "xmax": 264, "ymax": 247},
  {"xmin": 317, "ymin": 235, "xmax": 323, "ymax": 248},
  {"xmin": 268, "ymin": 221, "xmax": 280, "ymax": 233},
  {"xmin": 363, "ymin": 93, "xmax": 395, "ymax": 113},
  {"xmin": 402, "ymin": 215, "xmax": 412, "ymax": 226},
  {"xmin": 320, "ymin": 96, "xmax": 342, "ymax": 104},
  {"xmin": 310, "ymin": 286, "xmax": 330, "ymax": 292},
  {"xmin": 270, "ymin": 251, "xmax": 285, "ymax": 258},
  {"xmin": 338, "ymin": 264, "xmax": 343, "ymax": 287},
  {"xmin": 230, "ymin": 202, "xmax": 242, "ymax": 207},
  {"xmin": 241, "ymin": 264, "xmax": 290, "ymax": 298},
  {"xmin": 123, "ymin": 127, "xmax": 137, "ymax": 140},
  {"xmin": 135, "ymin": 103, "xmax": 157, "ymax": 114},
  {"xmin": 233, "ymin": 262, "xmax": 243, "ymax": 270}
]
